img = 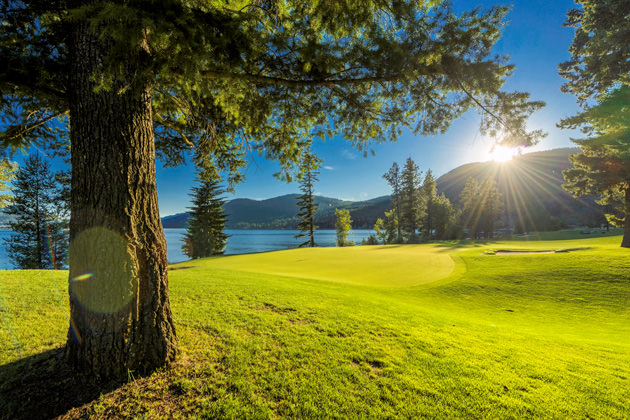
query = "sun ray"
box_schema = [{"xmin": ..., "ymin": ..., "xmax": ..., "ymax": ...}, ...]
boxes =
[{"xmin": 490, "ymin": 146, "xmax": 516, "ymax": 163}]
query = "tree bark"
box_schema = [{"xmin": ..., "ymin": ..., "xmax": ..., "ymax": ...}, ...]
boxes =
[
  {"xmin": 65, "ymin": 13, "xmax": 179, "ymax": 378},
  {"xmin": 622, "ymin": 187, "xmax": 630, "ymax": 248}
]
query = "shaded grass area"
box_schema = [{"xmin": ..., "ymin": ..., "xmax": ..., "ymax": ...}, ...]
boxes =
[
  {"xmin": 1, "ymin": 236, "xmax": 629, "ymax": 419},
  {"xmin": 0, "ymin": 348, "xmax": 125, "ymax": 420}
]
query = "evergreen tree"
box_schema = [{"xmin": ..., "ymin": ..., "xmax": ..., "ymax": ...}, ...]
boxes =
[
  {"xmin": 479, "ymin": 179, "xmax": 504, "ymax": 239},
  {"xmin": 432, "ymin": 194, "xmax": 456, "ymax": 240},
  {"xmin": 3, "ymin": 153, "xmax": 67, "ymax": 269},
  {"xmin": 460, "ymin": 178, "xmax": 481, "ymax": 238},
  {"xmin": 561, "ymin": 87, "xmax": 630, "ymax": 247},
  {"xmin": 374, "ymin": 209, "xmax": 398, "ymax": 244},
  {"xmin": 1, "ymin": 1, "xmax": 544, "ymax": 377},
  {"xmin": 335, "ymin": 209, "xmax": 354, "ymax": 247},
  {"xmin": 560, "ymin": 0, "xmax": 630, "ymax": 104},
  {"xmin": 559, "ymin": 3, "xmax": 630, "ymax": 247},
  {"xmin": 420, "ymin": 169, "xmax": 437, "ymax": 239},
  {"xmin": 295, "ymin": 151, "xmax": 321, "ymax": 247},
  {"xmin": 383, "ymin": 162, "xmax": 403, "ymax": 241},
  {"xmin": 400, "ymin": 158, "xmax": 422, "ymax": 242},
  {"xmin": 183, "ymin": 173, "xmax": 228, "ymax": 258},
  {"xmin": 50, "ymin": 169, "xmax": 71, "ymax": 268},
  {"xmin": 460, "ymin": 177, "xmax": 503, "ymax": 239}
]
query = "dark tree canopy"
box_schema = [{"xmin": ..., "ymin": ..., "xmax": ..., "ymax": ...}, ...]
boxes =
[
  {"xmin": 2, "ymin": 0, "xmax": 544, "ymax": 172},
  {"xmin": 561, "ymin": 87, "xmax": 630, "ymax": 247},
  {"xmin": 560, "ymin": 0, "xmax": 630, "ymax": 104},
  {"xmin": 559, "ymin": 1, "xmax": 630, "ymax": 247}
]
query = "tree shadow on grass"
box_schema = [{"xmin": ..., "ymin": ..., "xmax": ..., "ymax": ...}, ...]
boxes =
[{"xmin": 0, "ymin": 347, "xmax": 123, "ymax": 420}]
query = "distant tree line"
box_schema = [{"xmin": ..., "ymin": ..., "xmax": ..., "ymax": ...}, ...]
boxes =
[{"xmin": 370, "ymin": 157, "xmax": 504, "ymax": 244}]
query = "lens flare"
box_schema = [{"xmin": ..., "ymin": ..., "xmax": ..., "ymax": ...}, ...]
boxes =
[
  {"xmin": 69, "ymin": 227, "xmax": 137, "ymax": 314},
  {"xmin": 71, "ymin": 273, "xmax": 93, "ymax": 282},
  {"xmin": 69, "ymin": 316, "xmax": 83, "ymax": 345},
  {"xmin": 44, "ymin": 220, "xmax": 57, "ymax": 270}
]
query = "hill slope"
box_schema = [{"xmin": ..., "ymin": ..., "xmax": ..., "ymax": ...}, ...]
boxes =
[
  {"xmin": 436, "ymin": 147, "xmax": 603, "ymax": 231},
  {"xmin": 163, "ymin": 194, "xmax": 390, "ymax": 229}
]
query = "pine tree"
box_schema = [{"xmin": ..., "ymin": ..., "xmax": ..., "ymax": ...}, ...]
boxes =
[
  {"xmin": 183, "ymin": 173, "xmax": 228, "ymax": 259},
  {"xmin": 383, "ymin": 162, "xmax": 403, "ymax": 241},
  {"xmin": 479, "ymin": 179, "xmax": 504, "ymax": 239},
  {"xmin": 560, "ymin": 0, "xmax": 630, "ymax": 104},
  {"xmin": 335, "ymin": 209, "xmax": 353, "ymax": 247},
  {"xmin": 432, "ymin": 194, "xmax": 456, "ymax": 240},
  {"xmin": 400, "ymin": 158, "xmax": 422, "ymax": 242},
  {"xmin": 3, "ymin": 153, "xmax": 67, "ymax": 269},
  {"xmin": 460, "ymin": 178, "xmax": 481, "ymax": 239},
  {"xmin": 420, "ymin": 170, "xmax": 437, "ymax": 240},
  {"xmin": 460, "ymin": 178, "xmax": 503, "ymax": 239},
  {"xmin": 561, "ymin": 87, "xmax": 630, "ymax": 247},
  {"xmin": 295, "ymin": 151, "xmax": 320, "ymax": 248},
  {"xmin": 1, "ymin": 1, "xmax": 545, "ymax": 377}
]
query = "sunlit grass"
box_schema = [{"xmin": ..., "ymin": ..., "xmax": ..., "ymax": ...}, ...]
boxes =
[
  {"xmin": 1, "ymin": 234, "xmax": 629, "ymax": 419},
  {"xmin": 190, "ymin": 245, "xmax": 455, "ymax": 287}
]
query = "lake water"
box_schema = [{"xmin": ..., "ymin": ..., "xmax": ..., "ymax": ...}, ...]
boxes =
[
  {"xmin": 165, "ymin": 229, "xmax": 375, "ymax": 263},
  {"xmin": 0, "ymin": 229, "xmax": 375, "ymax": 268}
]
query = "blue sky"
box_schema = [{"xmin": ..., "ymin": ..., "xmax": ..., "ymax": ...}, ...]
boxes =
[
  {"xmin": 8, "ymin": 0, "xmax": 582, "ymax": 216},
  {"xmin": 157, "ymin": 0, "xmax": 582, "ymax": 216}
]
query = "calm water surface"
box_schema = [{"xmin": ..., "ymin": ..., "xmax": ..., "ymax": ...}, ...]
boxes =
[
  {"xmin": 165, "ymin": 229, "xmax": 374, "ymax": 263},
  {"xmin": 0, "ymin": 229, "xmax": 375, "ymax": 268}
]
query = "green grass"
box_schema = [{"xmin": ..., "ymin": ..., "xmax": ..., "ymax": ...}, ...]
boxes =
[
  {"xmin": 1, "ymin": 234, "xmax": 629, "ymax": 419},
  {"xmin": 195, "ymin": 245, "xmax": 455, "ymax": 287}
]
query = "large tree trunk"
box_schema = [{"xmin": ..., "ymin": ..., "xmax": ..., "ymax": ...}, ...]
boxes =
[
  {"xmin": 65, "ymin": 13, "xmax": 179, "ymax": 378},
  {"xmin": 622, "ymin": 187, "xmax": 630, "ymax": 248}
]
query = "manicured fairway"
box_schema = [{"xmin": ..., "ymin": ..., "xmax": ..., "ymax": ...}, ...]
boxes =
[
  {"xmin": 1, "ymin": 234, "xmax": 629, "ymax": 419},
  {"xmin": 190, "ymin": 245, "xmax": 456, "ymax": 287}
]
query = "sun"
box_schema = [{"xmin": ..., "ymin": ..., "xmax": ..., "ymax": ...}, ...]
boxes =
[{"xmin": 490, "ymin": 146, "xmax": 515, "ymax": 163}]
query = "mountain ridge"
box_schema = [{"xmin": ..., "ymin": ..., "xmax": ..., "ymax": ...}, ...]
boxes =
[{"xmin": 162, "ymin": 147, "xmax": 604, "ymax": 231}]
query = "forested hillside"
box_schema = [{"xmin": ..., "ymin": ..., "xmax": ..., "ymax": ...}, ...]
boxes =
[
  {"xmin": 162, "ymin": 148, "xmax": 604, "ymax": 231},
  {"xmin": 162, "ymin": 195, "xmax": 390, "ymax": 229},
  {"xmin": 437, "ymin": 148, "xmax": 604, "ymax": 231}
]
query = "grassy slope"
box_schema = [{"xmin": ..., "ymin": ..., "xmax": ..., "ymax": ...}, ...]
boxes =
[{"xmin": 1, "ymin": 234, "xmax": 629, "ymax": 419}]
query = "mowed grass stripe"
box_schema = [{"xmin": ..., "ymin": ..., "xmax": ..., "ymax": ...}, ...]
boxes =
[{"xmin": 181, "ymin": 245, "xmax": 456, "ymax": 287}]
